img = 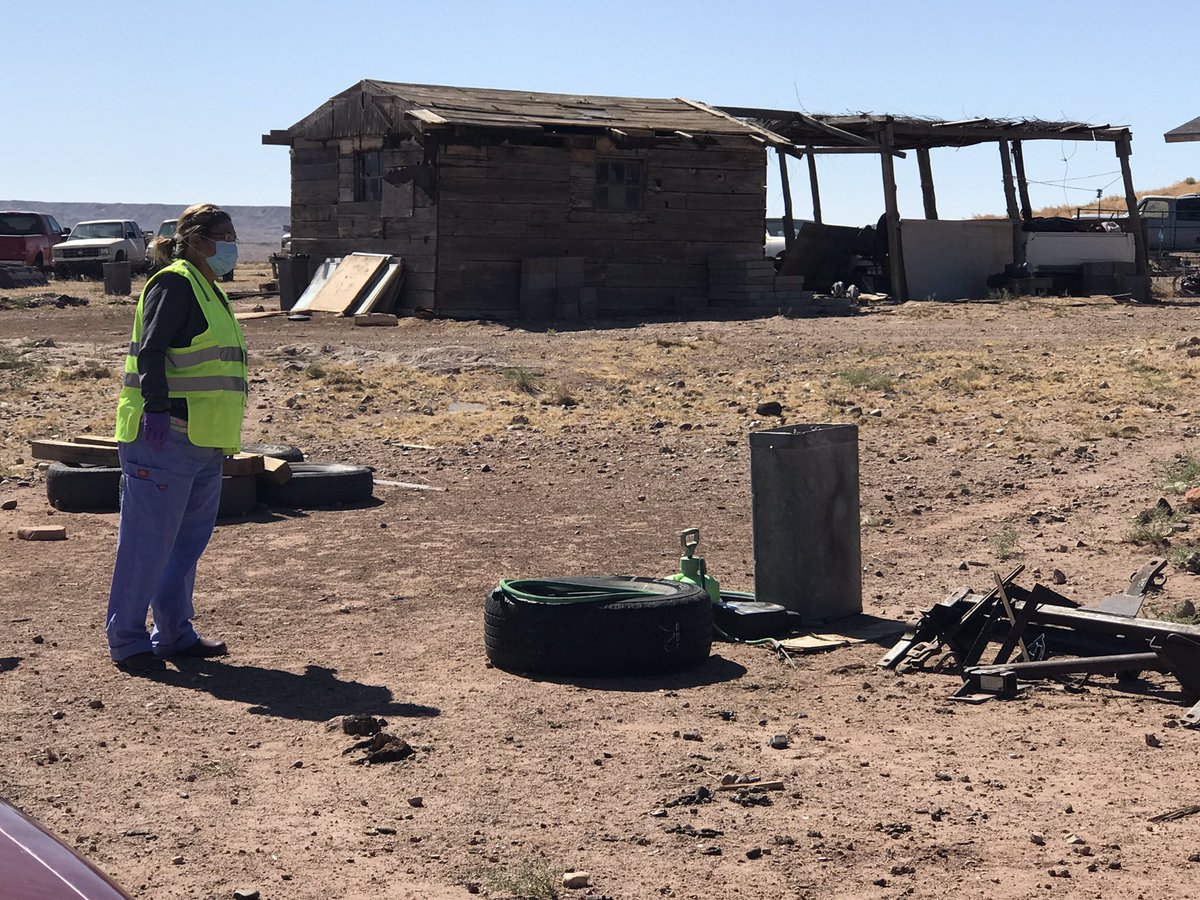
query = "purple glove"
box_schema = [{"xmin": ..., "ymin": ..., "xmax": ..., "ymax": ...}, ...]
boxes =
[{"xmin": 141, "ymin": 411, "xmax": 171, "ymax": 451}]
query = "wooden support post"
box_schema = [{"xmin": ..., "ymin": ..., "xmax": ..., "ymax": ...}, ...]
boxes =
[
  {"xmin": 777, "ymin": 148, "xmax": 796, "ymax": 254},
  {"xmin": 1117, "ymin": 134, "xmax": 1149, "ymax": 292},
  {"xmin": 1011, "ymin": 140, "xmax": 1033, "ymax": 223},
  {"xmin": 916, "ymin": 147, "xmax": 938, "ymax": 220},
  {"xmin": 806, "ymin": 145, "xmax": 822, "ymax": 224},
  {"xmin": 879, "ymin": 123, "xmax": 906, "ymax": 300},
  {"xmin": 998, "ymin": 139, "xmax": 1025, "ymax": 266}
]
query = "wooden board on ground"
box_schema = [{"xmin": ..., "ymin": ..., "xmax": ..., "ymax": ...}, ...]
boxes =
[
  {"xmin": 258, "ymin": 456, "xmax": 292, "ymax": 485},
  {"xmin": 223, "ymin": 453, "xmax": 265, "ymax": 476},
  {"xmin": 305, "ymin": 253, "xmax": 390, "ymax": 314},
  {"xmin": 235, "ymin": 310, "xmax": 288, "ymax": 321},
  {"xmin": 70, "ymin": 435, "xmax": 119, "ymax": 447},
  {"xmin": 353, "ymin": 313, "xmax": 398, "ymax": 326},
  {"xmin": 31, "ymin": 439, "xmax": 119, "ymax": 466},
  {"xmin": 18, "ymin": 525, "xmax": 67, "ymax": 541},
  {"xmin": 777, "ymin": 614, "xmax": 908, "ymax": 654}
]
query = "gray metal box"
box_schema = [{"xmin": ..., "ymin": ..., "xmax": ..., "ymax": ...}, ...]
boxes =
[{"xmin": 750, "ymin": 423, "xmax": 862, "ymax": 623}]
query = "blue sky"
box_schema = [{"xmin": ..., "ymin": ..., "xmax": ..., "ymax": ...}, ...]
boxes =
[{"xmin": 7, "ymin": 0, "xmax": 1194, "ymax": 225}]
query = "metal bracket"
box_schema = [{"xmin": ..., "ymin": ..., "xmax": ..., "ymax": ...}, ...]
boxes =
[{"xmin": 951, "ymin": 669, "xmax": 1019, "ymax": 703}]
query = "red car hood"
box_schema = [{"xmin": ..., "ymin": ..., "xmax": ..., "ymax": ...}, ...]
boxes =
[{"xmin": 0, "ymin": 799, "xmax": 131, "ymax": 899}]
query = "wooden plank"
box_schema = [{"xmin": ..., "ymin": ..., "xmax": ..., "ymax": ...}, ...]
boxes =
[
  {"xmin": 70, "ymin": 435, "xmax": 119, "ymax": 447},
  {"xmin": 353, "ymin": 312, "xmax": 399, "ymax": 326},
  {"xmin": 916, "ymin": 147, "xmax": 938, "ymax": 220},
  {"xmin": 235, "ymin": 310, "xmax": 287, "ymax": 321},
  {"xmin": 223, "ymin": 453, "xmax": 265, "ymax": 477},
  {"xmin": 806, "ymin": 147, "xmax": 822, "ymax": 225},
  {"xmin": 1011, "ymin": 140, "xmax": 1032, "ymax": 223},
  {"xmin": 1117, "ymin": 134, "xmax": 1149, "ymax": 283},
  {"xmin": 258, "ymin": 456, "xmax": 292, "ymax": 485},
  {"xmin": 879, "ymin": 125, "xmax": 907, "ymax": 301},
  {"xmin": 302, "ymin": 254, "xmax": 390, "ymax": 314},
  {"xmin": 18, "ymin": 526, "xmax": 67, "ymax": 541},
  {"xmin": 353, "ymin": 260, "xmax": 405, "ymax": 314},
  {"xmin": 998, "ymin": 139, "xmax": 1024, "ymax": 265},
  {"xmin": 31, "ymin": 439, "xmax": 118, "ymax": 466}
]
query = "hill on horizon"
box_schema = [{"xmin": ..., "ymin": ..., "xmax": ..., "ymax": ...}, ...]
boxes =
[{"xmin": 0, "ymin": 200, "xmax": 289, "ymax": 261}]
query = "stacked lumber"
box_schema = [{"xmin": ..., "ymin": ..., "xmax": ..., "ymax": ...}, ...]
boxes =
[
  {"xmin": 708, "ymin": 254, "xmax": 851, "ymax": 316},
  {"xmin": 291, "ymin": 254, "xmax": 405, "ymax": 316}
]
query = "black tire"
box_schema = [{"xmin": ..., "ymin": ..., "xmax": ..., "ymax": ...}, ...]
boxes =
[
  {"xmin": 259, "ymin": 462, "xmax": 373, "ymax": 509},
  {"xmin": 46, "ymin": 462, "xmax": 120, "ymax": 512},
  {"xmin": 217, "ymin": 474, "xmax": 257, "ymax": 519},
  {"xmin": 484, "ymin": 576, "xmax": 713, "ymax": 677},
  {"xmin": 242, "ymin": 442, "xmax": 305, "ymax": 463}
]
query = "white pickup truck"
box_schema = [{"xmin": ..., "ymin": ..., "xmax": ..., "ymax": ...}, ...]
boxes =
[{"xmin": 52, "ymin": 219, "xmax": 148, "ymax": 276}]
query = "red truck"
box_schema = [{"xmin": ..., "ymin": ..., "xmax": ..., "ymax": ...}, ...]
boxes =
[{"xmin": 0, "ymin": 210, "xmax": 68, "ymax": 270}]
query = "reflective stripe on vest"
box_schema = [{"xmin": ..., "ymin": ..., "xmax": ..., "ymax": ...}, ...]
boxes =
[
  {"xmin": 128, "ymin": 341, "xmax": 247, "ymax": 367},
  {"xmin": 123, "ymin": 372, "xmax": 247, "ymax": 393}
]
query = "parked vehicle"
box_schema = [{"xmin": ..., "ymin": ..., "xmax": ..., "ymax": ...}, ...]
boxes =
[
  {"xmin": 1138, "ymin": 194, "xmax": 1200, "ymax": 252},
  {"xmin": 52, "ymin": 219, "xmax": 148, "ymax": 276},
  {"xmin": 0, "ymin": 210, "xmax": 68, "ymax": 270},
  {"xmin": 1, "ymin": 797, "xmax": 132, "ymax": 898}
]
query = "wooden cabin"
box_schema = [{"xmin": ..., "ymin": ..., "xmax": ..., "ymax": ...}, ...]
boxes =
[{"xmin": 263, "ymin": 80, "xmax": 781, "ymax": 319}]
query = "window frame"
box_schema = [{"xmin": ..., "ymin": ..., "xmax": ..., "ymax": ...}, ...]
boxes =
[
  {"xmin": 354, "ymin": 150, "xmax": 384, "ymax": 203},
  {"xmin": 594, "ymin": 157, "xmax": 645, "ymax": 212}
]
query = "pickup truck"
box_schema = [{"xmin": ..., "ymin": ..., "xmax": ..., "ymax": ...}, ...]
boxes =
[
  {"xmin": 52, "ymin": 219, "xmax": 148, "ymax": 276},
  {"xmin": 0, "ymin": 210, "xmax": 67, "ymax": 270},
  {"xmin": 1138, "ymin": 194, "xmax": 1200, "ymax": 252}
]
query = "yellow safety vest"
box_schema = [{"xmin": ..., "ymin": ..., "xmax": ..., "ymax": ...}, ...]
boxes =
[{"xmin": 114, "ymin": 259, "xmax": 247, "ymax": 452}]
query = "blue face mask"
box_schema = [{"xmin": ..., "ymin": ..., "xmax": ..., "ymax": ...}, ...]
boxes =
[{"xmin": 206, "ymin": 240, "xmax": 238, "ymax": 277}]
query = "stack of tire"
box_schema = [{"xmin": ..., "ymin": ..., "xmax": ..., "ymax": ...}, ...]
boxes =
[{"xmin": 46, "ymin": 443, "xmax": 374, "ymax": 517}]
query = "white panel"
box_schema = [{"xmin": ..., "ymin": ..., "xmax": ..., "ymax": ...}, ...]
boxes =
[{"xmin": 902, "ymin": 219, "xmax": 1014, "ymax": 300}]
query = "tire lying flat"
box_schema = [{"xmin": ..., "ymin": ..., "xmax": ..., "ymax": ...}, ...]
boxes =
[
  {"xmin": 259, "ymin": 462, "xmax": 374, "ymax": 509},
  {"xmin": 46, "ymin": 462, "xmax": 120, "ymax": 512},
  {"xmin": 484, "ymin": 576, "xmax": 713, "ymax": 677}
]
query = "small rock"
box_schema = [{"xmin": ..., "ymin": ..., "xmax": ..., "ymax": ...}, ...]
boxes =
[
  {"xmin": 1185, "ymin": 487, "xmax": 1200, "ymax": 511},
  {"xmin": 755, "ymin": 401, "xmax": 784, "ymax": 417},
  {"xmin": 681, "ymin": 732, "xmax": 702, "ymax": 742},
  {"xmin": 768, "ymin": 734, "xmax": 789, "ymax": 750},
  {"xmin": 88, "ymin": 699, "xmax": 104, "ymax": 710},
  {"xmin": 1049, "ymin": 867, "xmax": 1071, "ymax": 878},
  {"xmin": 407, "ymin": 796, "xmax": 423, "ymax": 808},
  {"xmin": 233, "ymin": 891, "xmax": 261, "ymax": 900},
  {"xmin": 869, "ymin": 408, "xmax": 883, "ymax": 417},
  {"xmin": 1156, "ymin": 497, "xmax": 1175, "ymax": 517},
  {"xmin": 957, "ymin": 561, "xmax": 968, "ymax": 571},
  {"xmin": 51, "ymin": 710, "xmax": 64, "ymax": 720},
  {"xmin": 291, "ymin": 760, "xmax": 304, "ymax": 768},
  {"xmin": 1174, "ymin": 599, "xmax": 1198, "ymax": 618},
  {"xmin": 172, "ymin": 855, "xmax": 184, "ymax": 865},
  {"xmin": 745, "ymin": 847, "xmax": 763, "ymax": 860},
  {"xmin": 32, "ymin": 634, "xmax": 44, "ymax": 644},
  {"xmin": 1065, "ymin": 834, "xmax": 1086, "ymax": 845},
  {"xmin": 1145, "ymin": 733, "xmax": 1162, "ymax": 748},
  {"xmin": 649, "ymin": 808, "xmax": 668, "ymax": 817},
  {"xmin": 889, "ymin": 864, "xmax": 915, "ymax": 875},
  {"xmin": 1030, "ymin": 833, "xmax": 1046, "ymax": 846},
  {"xmin": 0, "ymin": 499, "xmax": 16, "ymax": 510},
  {"xmin": 1052, "ymin": 569, "xmax": 1067, "ymax": 585},
  {"xmin": 562, "ymin": 872, "xmax": 591, "ymax": 890}
]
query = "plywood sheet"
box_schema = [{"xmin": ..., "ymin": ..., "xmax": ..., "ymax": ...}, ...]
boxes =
[{"xmin": 305, "ymin": 253, "xmax": 389, "ymax": 314}]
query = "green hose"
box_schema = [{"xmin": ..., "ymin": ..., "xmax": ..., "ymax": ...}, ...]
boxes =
[{"xmin": 497, "ymin": 579, "xmax": 661, "ymax": 605}]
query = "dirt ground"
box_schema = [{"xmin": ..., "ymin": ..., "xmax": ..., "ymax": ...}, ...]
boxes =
[{"xmin": 5, "ymin": 268, "xmax": 1200, "ymax": 900}]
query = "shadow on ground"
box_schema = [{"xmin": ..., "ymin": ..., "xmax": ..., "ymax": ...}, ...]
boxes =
[
  {"xmin": 510, "ymin": 654, "xmax": 748, "ymax": 692},
  {"xmin": 152, "ymin": 660, "xmax": 439, "ymax": 720}
]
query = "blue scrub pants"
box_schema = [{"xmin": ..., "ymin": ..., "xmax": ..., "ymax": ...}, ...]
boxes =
[{"xmin": 106, "ymin": 428, "xmax": 224, "ymax": 661}]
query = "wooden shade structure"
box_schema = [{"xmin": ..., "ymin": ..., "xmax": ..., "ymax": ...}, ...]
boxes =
[{"xmin": 719, "ymin": 108, "xmax": 1147, "ymax": 300}]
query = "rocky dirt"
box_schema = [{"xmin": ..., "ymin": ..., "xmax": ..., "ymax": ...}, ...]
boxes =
[{"xmin": 4, "ymin": 268, "xmax": 1200, "ymax": 899}]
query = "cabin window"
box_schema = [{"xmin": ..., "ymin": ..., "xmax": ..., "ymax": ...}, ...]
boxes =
[
  {"xmin": 355, "ymin": 150, "xmax": 383, "ymax": 202},
  {"xmin": 594, "ymin": 158, "xmax": 643, "ymax": 211}
]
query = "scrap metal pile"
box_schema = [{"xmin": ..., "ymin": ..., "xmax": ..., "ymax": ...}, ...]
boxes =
[{"xmin": 878, "ymin": 560, "xmax": 1200, "ymax": 725}]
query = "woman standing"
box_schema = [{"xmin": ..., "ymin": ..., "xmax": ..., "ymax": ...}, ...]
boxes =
[{"xmin": 106, "ymin": 203, "xmax": 247, "ymax": 673}]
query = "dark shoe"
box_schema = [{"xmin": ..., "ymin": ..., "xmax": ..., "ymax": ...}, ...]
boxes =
[
  {"xmin": 171, "ymin": 637, "xmax": 228, "ymax": 658},
  {"xmin": 114, "ymin": 651, "xmax": 166, "ymax": 673}
]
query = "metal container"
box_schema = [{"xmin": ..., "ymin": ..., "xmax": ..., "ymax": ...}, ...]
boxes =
[
  {"xmin": 750, "ymin": 423, "xmax": 861, "ymax": 623},
  {"xmin": 102, "ymin": 261, "xmax": 131, "ymax": 296}
]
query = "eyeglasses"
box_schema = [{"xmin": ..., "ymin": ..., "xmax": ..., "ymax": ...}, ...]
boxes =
[{"xmin": 204, "ymin": 231, "xmax": 238, "ymax": 243}]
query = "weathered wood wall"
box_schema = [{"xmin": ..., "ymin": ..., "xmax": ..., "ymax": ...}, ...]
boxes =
[
  {"xmin": 435, "ymin": 135, "xmax": 765, "ymax": 318},
  {"xmin": 288, "ymin": 133, "xmax": 437, "ymax": 311},
  {"xmin": 288, "ymin": 128, "xmax": 765, "ymax": 319}
]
